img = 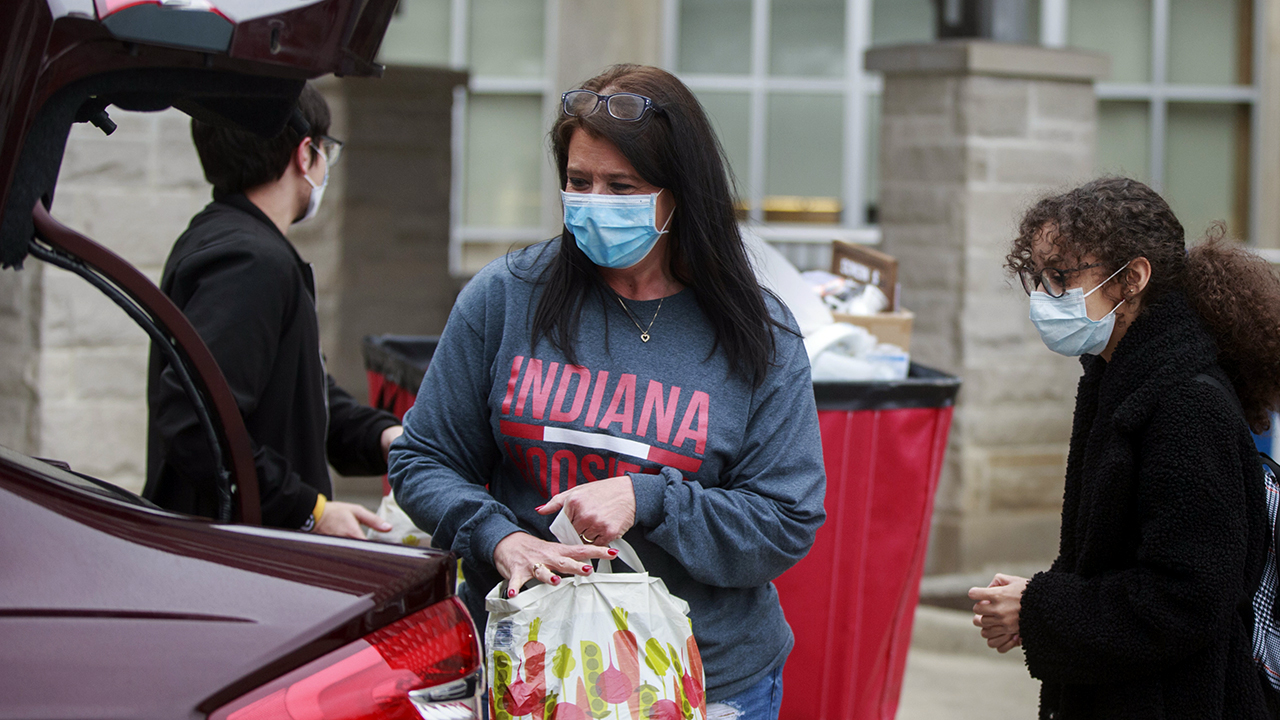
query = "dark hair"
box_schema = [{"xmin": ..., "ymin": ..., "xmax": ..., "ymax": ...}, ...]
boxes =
[
  {"xmin": 1006, "ymin": 176, "xmax": 1280, "ymax": 432},
  {"xmin": 191, "ymin": 83, "xmax": 330, "ymax": 196},
  {"xmin": 528, "ymin": 63, "xmax": 787, "ymax": 385}
]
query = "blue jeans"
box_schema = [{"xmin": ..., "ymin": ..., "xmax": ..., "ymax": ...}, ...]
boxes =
[{"xmin": 705, "ymin": 663, "xmax": 784, "ymax": 720}]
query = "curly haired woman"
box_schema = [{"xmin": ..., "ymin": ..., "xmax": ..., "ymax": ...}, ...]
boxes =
[{"xmin": 969, "ymin": 177, "xmax": 1280, "ymax": 719}]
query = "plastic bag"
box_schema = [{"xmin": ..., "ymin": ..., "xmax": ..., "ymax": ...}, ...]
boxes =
[
  {"xmin": 364, "ymin": 493, "xmax": 432, "ymax": 547},
  {"xmin": 484, "ymin": 512, "xmax": 707, "ymax": 720},
  {"xmin": 805, "ymin": 323, "xmax": 909, "ymax": 381}
]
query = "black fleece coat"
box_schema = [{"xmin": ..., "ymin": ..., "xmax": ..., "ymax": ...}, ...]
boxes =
[
  {"xmin": 144, "ymin": 194, "xmax": 398, "ymax": 528},
  {"xmin": 1019, "ymin": 292, "xmax": 1270, "ymax": 720}
]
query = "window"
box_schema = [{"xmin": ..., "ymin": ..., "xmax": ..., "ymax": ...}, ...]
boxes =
[
  {"xmin": 380, "ymin": 0, "xmax": 939, "ymax": 274},
  {"xmin": 377, "ymin": 0, "xmax": 1262, "ymax": 276},
  {"xmin": 668, "ymin": 0, "xmax": 935, "ymax": 254},
  {"xmin": 1051, "ymin": 0, "xmax": 1258, "ymax": 241},
  {"xmin": 379, "ymin": 0, "xmax": 557, "ymax": 276}
]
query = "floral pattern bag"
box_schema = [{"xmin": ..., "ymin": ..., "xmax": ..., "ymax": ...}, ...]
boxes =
[{"xmin": 484, "ymin": 512, "xmax": 707, "ymax": 720}]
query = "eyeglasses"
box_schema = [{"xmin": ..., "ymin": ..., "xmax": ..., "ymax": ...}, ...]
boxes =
[
  {"xmin": 562, "ymin": 90, "xmax": 659, "ymax": 121},
  {"xmin": 310, "ymin": 135, "xmax": 344, "ymax": 167},
  {"xmin": 1019, "ymin": 262, "xmax": 1104, "ymax": 298}
]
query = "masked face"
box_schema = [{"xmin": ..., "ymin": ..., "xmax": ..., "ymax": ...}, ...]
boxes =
[
  {"xmin": 1028, "ymin": 262, "xmax": 1130, "ymax": 357},
  {"xmin": 294, "ymin": 143, "xmax": 328, "ymax": 225},
  {"xmin": 295, "ymin": 169, "xmax": 327, "ymax": 224},
  {"xmin": 562, "ymin": 128, "xmax": 676, "ymax": 270},
  {"xmin": 561, "ymin": 189, "xmax": 671, "ymax": 269}
]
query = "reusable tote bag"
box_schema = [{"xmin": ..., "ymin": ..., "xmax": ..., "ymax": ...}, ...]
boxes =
[{"xmin": 484, "ymin": 512, "xmax": 707, "ymax": 720}]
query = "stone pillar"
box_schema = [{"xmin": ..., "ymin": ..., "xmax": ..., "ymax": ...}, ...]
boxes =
[
  {"xmin": 555, "ymin": 0, "xmax": 665, "ymax": 92},
  {"xmin": 290, "ymin": 68, "xmax": 466, "ymax": 503},
  {"xmin": 294, "ymin": 67, "xmax": 468, "ymax": 397},
  {"xmin": 548, "ymin": 0, "xmax": 665, "ymax": 226},
  {"xmin": 1256, "ymin": 0, "xmax": 1280, "ymax": 249},
  {"xmin": 866, "ymin": 41, "xmax": 1108, "ymax": 574}
]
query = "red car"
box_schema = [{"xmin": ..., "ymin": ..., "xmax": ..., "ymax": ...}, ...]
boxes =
[{"xmin": 0, "ymin": 3, "xmax": 482, "ymax": 719}]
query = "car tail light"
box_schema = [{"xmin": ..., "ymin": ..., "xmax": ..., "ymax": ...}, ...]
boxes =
[{"xmin": 210, "ymin": 598, "xmax": 483, "ymax": 720}]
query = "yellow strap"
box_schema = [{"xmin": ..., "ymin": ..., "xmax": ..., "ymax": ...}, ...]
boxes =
[{"xmin": 313, "ymin": 493, "xmax": 327, "ymax": 522}]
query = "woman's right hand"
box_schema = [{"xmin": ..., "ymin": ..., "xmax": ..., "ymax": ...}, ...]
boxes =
[{"xmin": 493, "ymin": 532, "xmax": 617, "ymax": 597}]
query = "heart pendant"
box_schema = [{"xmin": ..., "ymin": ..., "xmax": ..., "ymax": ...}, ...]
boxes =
[{"xmin": 640, "ymin": 332, "xmax": 650, "ymax": 343}]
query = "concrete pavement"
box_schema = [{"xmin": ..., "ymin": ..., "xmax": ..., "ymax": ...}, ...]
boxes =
[
  {"xmin": 896, "ymin": 604, "xmax": 1041, "ymax": 719},
  {"xmin": 897, "ymin": 647, "xmax": 1040, "ymax": 719}
]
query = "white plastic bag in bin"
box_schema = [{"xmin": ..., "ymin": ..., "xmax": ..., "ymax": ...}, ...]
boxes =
[
  {"xmin": 743, "ymin": 230, "xmax": 909, "ymax": 380},
  {"xmin": 806, "ymin": 323, "xmax": 909, "ymax": 381}
]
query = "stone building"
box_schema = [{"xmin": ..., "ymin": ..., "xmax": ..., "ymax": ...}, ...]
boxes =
[
  {"xmin": 869, "ymin": 42, "xmax": 1107, "ymax": 572},
  {"xmin": 2, "ymin": 0, "xmax": 1278, "ymax": 574}
]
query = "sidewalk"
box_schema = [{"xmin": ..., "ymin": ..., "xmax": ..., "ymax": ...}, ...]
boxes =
[
  {"xmin": 895, "ymin": 603, "xmax": 1041, "ymax": 719},
  {"xmin": 897, "ymin": 647, "xmax": 1040, "ymax": 719}
]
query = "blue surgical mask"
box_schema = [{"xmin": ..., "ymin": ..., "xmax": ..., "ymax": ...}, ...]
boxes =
[
  {"xmin": 562, "ymin": 190, "xmax": 671, "ymax": 269},
  {"xmin": 1029, "ymin": 263, "xmax": 1129, "ymax": 357}
]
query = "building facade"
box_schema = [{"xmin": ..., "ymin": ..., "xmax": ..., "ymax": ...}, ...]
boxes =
[
  {"xmin": 385, "ymin": 0, "xmax": 1276, "ymax": 272},
  {"xmin": 1, "ymin": 0, "xmax": 1276, "ymax": 573}
]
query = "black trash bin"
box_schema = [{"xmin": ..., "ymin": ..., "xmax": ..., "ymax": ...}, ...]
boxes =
[{"xmin": 362, "ymin": 335, "xmax": 439, "ymax": 493}]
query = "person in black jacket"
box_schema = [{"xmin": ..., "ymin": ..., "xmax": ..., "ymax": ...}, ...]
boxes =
[
  {"xmin": 969, "ymin": 177, "xmax": 1280, "ymax": 719},
  {"xmin": 145, "ymin": 84, "xmax": 401, "ymax": 538}
]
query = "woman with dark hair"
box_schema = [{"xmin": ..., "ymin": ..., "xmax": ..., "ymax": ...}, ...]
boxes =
[
  {"xmin": 969, "ymin": 176, "xmax": 1280, "ymax": 719},
  {"xmin": 390, "ymin": 64, "xmax": 825, "ymax": 719}
]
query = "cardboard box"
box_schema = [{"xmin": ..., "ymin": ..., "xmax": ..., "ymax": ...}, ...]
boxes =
[
  {"xmin": 829, "ymin": 241, "xmax": 913, "ymax": 351},
  {"xmin": 832, "ymin": 310, "xmax": 914, "ymax": 352},
  {"xmin": 830, "ymin": 241, "xmax": 898, "ymax": 311}
]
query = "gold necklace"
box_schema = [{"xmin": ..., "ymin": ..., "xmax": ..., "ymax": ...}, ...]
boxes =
[{"xmin": 615, "ymin": 295, "xmax": 663, "ymax": 343}]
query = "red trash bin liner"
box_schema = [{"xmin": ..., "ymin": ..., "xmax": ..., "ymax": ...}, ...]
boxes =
[
  {"xmin": 362, "ymin": 335, "xmax": 439, "ymax": 493},
  {"xmin": 776, "ymin": 364, "xmax": 959, "ymax": 720}
]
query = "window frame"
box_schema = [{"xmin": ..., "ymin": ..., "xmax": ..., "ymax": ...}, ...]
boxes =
[
  {"xmin": 662, "ymin": 0, "xmax": 883, "ymax": 248},
  {"xmin": 446, "ymin": 0, "xmax": 562, "ymax": 276},
  {"xmin": 434, "ymin": 0, "xmax": 1265, "ymax": 274},
  {"xmin": 1041, "ymin": 0, "xmax": 1263, "ymax": 243}
]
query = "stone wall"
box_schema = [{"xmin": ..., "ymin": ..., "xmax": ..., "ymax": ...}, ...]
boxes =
[
  {"xmin": 0, "ymin": 268, "xmax": 41, "ymax": 455},
  {"xmin": 35, "ymin": 108, "xmax": 211, "ymax": 492},
  {"xmin": 869, "ymin": 42, "xmax": 1107, "ymax": 573},
  {"xmin": 302, "ymin": 67, "xmax": 466, "ymax": 396}
]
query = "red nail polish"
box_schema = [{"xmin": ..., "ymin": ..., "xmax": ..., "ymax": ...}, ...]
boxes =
[
  {"xmin": 607, "ymin": 549, "xmax": 618, "ymax": 557},
  {"xmin": 535, "ymin": 504, "xmax": 545, "ymax": 511},
  {"xmin": 582, "ymin": 565, "xmax": 593, "ymax": 573},
  {"xmin": 508, "ymin": 588, "xmax": 516, "ymax": 598},
  {"xmin": 550, "ymin": 576, "xmax": 560, "ymax": 585}
]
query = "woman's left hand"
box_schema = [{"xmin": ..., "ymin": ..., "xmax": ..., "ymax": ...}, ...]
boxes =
[
  {"xmin": 537, "ymin": 475, "xmax": 636, "ymax": 546},
  {"xmin": 969, "ymin": 573, "xmax": 1029, "ymax": 653}
]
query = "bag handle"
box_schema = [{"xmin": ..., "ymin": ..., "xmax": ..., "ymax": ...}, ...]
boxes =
[{"xmin": 549, "ymin": 509, "xmax": 646, "ymax": 574}]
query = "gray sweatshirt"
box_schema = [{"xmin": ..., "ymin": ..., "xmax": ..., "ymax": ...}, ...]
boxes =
[{"xmin": 389, "ymin": 241, "xmax": 826, "ymax": 701}]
